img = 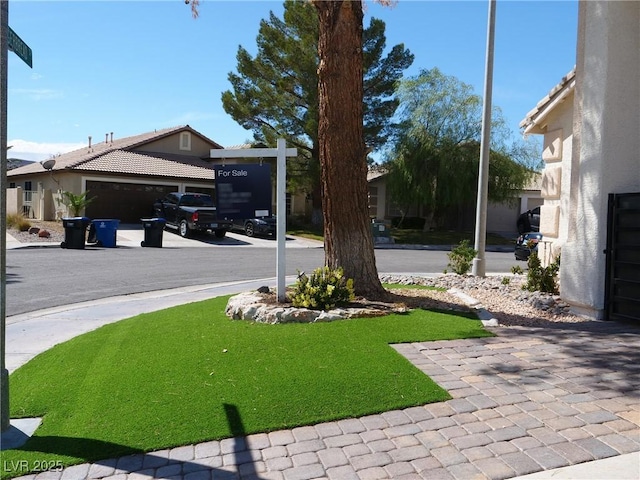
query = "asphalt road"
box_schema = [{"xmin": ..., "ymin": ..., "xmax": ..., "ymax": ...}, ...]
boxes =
[{"xmin": 6, "ymin": 246, "xmax": 517, "ymax": 317}]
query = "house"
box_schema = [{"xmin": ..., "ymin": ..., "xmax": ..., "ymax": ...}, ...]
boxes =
[
  {"xmin": 8, "ymin": 126, "xmax": 225, "ymax": 223},
  {"xmin": 520, "ymin": 67, "xmax": 575, "ymax": 265},
  {"xmin": 367, "ymin": 166, "xmax": 542, "ymax": 237},
  {"xmin": 520, "ymin": 0, "xmax": 640, "ymax": 321}
]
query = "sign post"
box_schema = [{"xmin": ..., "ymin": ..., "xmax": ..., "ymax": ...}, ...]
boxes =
[
  {"xmin": 2, "ymin": 0, "xmax": 33, "ymax": 432},
  {"xmin": 209, "ymin": 139, "xmax": 297, "ymax": 302},
  {"xmin": 0, "ymin": 0, "xmax": 10, "ymax": 433}
]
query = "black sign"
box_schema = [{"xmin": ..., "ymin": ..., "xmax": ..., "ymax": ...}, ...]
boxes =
[{"xmin": 215, "ymin": 164, "xmax": 272, "ymax": 219}]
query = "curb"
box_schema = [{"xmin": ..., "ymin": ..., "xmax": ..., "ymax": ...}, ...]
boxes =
[{"xmin": 448, "ymin": 287, "xmax": 500, "ymax": 327}]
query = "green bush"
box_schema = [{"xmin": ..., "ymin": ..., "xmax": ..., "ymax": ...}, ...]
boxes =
[
  {"xmin": 61, "ymin": 190, "xmax": 96, "ymax": 216},
  {"xmin": 447, "ymin": 239, "xmax": 477, "ymax": 275},
  {"xmin": 501, "ymin": 277, "xmax": 511, "ymax": 285},
  {"xmin": 524, "ymin": 252, "xmax": 560, "ymax": 294},
  {"xmin": 290, "ymin": 266, "xmax": 355, "ymax": 310},
  {"xmin": 511, "ymin": 265, "xmax": 524, "ymax": 275}
]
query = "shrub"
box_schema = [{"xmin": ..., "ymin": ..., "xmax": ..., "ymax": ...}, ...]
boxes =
[
  {"xmin": 7, "ymin": 213, "xmax": 31, "ymax": 231},
  {"xmin": 61, "ymin": 190, "xmax": 96, "ymax": 216},
  {"xmin": 511, "ymin": 265, "xmax": 524, "ymax": 275},
  {"xmin": 290, "ymin": 266, "xmax": 355, "ymax": 310},
  {"xmin": 524, "ymin": 252, "xmax": 560, "ymax": 294},
  {"xmin": 501, "ymin": 277, "xmax": 511, "ymax": 285},
  {"xmin": 447, "ymin": 240, "xmax": 477, "ymax": 275}
]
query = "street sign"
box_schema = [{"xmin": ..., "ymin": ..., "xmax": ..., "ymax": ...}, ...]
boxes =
[{"xmin": 7, "ymin": 26, "xmax": 32, "ymax": 68}]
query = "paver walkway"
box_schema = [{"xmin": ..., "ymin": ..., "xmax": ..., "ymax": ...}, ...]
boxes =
[{"xmin": 12, "ymin": 322, "xmax": 640, "ymax": 480}]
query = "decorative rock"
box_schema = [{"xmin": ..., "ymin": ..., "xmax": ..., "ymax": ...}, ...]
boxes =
[
  {"xmin": 225, "ymin": 291, "xmax": 395, "ymax": 324},
  {"xmin": 38, "ymin": 229, "xmax": 51, "ymax": 238},
  {"xmin": 28, "ymin": 227, "xmax": 40, "ymax": 235},
  {"xmin": 257, "ymin": 286, "xmax": 270, "ymax": 294}
]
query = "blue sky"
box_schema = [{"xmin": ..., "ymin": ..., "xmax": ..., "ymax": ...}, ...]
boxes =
[{"xmin": 7, "ymin": 0, "xmax": 578, "ymax": 161}]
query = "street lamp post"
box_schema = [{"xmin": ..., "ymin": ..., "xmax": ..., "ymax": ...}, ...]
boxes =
[{"xmin": 472, "ymin": 0, "xmax": 496, "ymax": 278}]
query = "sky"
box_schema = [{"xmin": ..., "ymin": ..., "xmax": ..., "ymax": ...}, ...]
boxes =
[{"xmin": 6, "ymin": 0, "xmax": 578, "ymax": 162}]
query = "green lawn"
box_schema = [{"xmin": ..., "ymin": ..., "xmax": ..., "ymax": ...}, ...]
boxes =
[
  {"xmin": 391, "ymin": 229, "xmax": 515, "ymax": 246},
  {"xmin": 5, "ymin": 294, "xmax": 491, "ymax": 478},
  {"xmin": 287, "ymin": 226, "xmax": 515, "ymax": 245}
]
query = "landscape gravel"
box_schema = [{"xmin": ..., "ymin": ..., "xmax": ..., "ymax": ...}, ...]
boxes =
[
  {"xmin": 380, "ymin": 273, "xmax": 590, "ymax": 328},
  {"xmin": 8, "ymin": 221, "xmax": 65, "ymax": 244}
]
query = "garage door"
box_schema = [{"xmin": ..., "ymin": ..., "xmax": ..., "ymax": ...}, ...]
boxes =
[{"xmin": 85, "ymin": 181, "xmax": 178, "ymax": 223}]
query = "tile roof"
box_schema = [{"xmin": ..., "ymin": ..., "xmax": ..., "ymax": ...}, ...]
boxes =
[
  {"xmin": 520, "ymin": 67, "xmax": 576, "ymax": 134},
  {"xmin": 78, "ymin": 151, "xmax": 216, "ymax": 180},
  {"xmin": 8, "ymin": 125, "xmax": 223, "ymax": 178}
]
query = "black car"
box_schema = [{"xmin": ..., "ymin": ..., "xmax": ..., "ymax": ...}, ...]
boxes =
[
  {"xmin": 515, "ymin": 232, "xmax": 543, "ymax": 261},
  {"xmin": 516, "ymin": 206, "xmax": 541, "ymax": 234},
  {"xmin": 231, "ymin": 216, "xmax": 277, "ymax": 238}
]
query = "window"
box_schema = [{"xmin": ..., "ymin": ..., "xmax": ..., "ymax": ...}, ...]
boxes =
[
  {"xmin": 180, "ymin": 132, "xmax": 191, "ymax": 151},
  {"xmin": 368, "ymin": 186, "xmax": 378, "ymax": 218},
  {"xmin": 24, "ymin": 181, "xmax": 32, "ymax": 191}
]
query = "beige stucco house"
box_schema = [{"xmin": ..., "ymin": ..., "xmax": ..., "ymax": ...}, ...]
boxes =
[
  {"xmin": 8, "ymin": 126, "xmax": 225, "ymax": 223},
  {"xmin": 520, "ymin": 0, "xmax": 640, "ymax": 321},
  {"xmin": 8, "ymin": 126, "xmax": 311, "ymax": 224}
]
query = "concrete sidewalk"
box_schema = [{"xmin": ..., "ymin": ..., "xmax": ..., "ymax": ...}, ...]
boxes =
[
  {"xmin": 2, "ymin": 277, "xmax": 639, "ymax": 479},
  {"xmin": 5, "ymin": 227, "xmax": 325, "ymax": 250}
]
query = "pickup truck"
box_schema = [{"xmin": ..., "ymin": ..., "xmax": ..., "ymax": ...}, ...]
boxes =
[{"xmin": 153, "ymin": 192, "xmax": 232, "ymax": 238}]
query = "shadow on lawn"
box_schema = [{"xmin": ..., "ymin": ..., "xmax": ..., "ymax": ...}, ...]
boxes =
[{"xmin": 10, "ymin": 404, "xmax": 264, "ymax": 479}]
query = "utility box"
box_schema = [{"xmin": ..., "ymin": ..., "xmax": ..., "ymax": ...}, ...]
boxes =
[{"xmin": 371, "ymin": 220, "xmax": 394, "ymax": 244}]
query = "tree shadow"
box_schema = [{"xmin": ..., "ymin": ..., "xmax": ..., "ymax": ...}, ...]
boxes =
[{"xmin": 480, "ymin": 320, "xmax": 640, "ymax": 397}]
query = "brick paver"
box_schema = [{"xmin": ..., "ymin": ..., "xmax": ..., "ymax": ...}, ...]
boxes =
[{"xmin": 17, "ymin": 322, "xmax": 640, "ymax": 480}]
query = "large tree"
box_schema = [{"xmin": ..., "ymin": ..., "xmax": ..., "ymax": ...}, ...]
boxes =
[
  {"xmin": 221, "ymin": 0, "xmax": 413, "ymax": 199},
  {"xmin": 190, "ymin": 0, "xmax": 390, "ymax": 298},
  {"xmin": 312, "ymin": 0, "xmax": 386, "ymax": 298},
  {"xmin": 385, "ymin": 68, "xmax": 539, "ymax": 229}
]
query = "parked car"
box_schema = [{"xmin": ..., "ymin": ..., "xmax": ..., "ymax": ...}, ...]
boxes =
[
  {"xmin": 516, "ymin": 206, "xmax": 541, "ymax": 234},
  {"xmin": 231, "ymin": 216, "xmax": 276, "ymax": 238},
  {"xmin": 515, "ymin": 232, "xmax": 543, "ymax": 261},
  {"xmin": 153, "ymin": 192, "xmax": 232, "ymax": 238}
]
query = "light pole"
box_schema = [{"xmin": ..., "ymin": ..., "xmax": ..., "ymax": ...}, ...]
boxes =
[{"xmin": 472, "ymin": 0, "xmax": 496, "ymax": 278}]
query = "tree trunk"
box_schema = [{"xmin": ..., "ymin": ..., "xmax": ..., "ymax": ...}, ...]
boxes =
[{"xmin": 313, "ymin": 0, "xmax": 385, "ymax": 298}]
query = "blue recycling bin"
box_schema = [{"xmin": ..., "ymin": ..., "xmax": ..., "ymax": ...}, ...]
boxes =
[
  {"xmin": 91, "ymin": 219, "xmax": 120, "ymax": 248},
  {"xmin": 140, "ymin": 218, "xmax": 166, "ymax": 247},
  {"xmin": 61, "ymin": 217, "xmax": 91, "ymax": 249}
]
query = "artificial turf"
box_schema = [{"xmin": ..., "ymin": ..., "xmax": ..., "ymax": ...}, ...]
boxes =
[{"xmin": 4, "ymin": 294, "xmax": 491, "ymax": 477}]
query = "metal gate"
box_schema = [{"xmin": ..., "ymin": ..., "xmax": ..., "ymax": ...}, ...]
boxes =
[{"xmin": 604, "ymin": 192, "xmax": 640, "ymax": 322}]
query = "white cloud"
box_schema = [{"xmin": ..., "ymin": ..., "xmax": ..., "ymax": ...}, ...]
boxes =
[
  {"xmin": 11, "ymin": 88, "xmax": 63, "ymax": 101},
  {"xmin": 8, "ymin": 139, "xmax": 85, "ymax": 162}
]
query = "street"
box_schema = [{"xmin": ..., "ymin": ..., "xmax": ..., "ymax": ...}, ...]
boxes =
[{"xmin": 6, "ymin": 246, "xmax": 518, "ymax": 317}]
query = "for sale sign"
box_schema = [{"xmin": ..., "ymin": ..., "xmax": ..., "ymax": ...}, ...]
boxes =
[{"xmin": 215, "ymin": 164, "xmax": 272, "ymax": 219}]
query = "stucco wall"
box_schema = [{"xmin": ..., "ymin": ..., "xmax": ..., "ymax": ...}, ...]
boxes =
[
  {"xmin": 541, "ymin": 98, "xmax": 573, "ymax": 243},
  {"xmin": 562, "ymin": 0, "xmax": 640, "ymax": 318},
  {"xmin": 137, "ymin": 131, "xmax": 216, "ymax": 157}
]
